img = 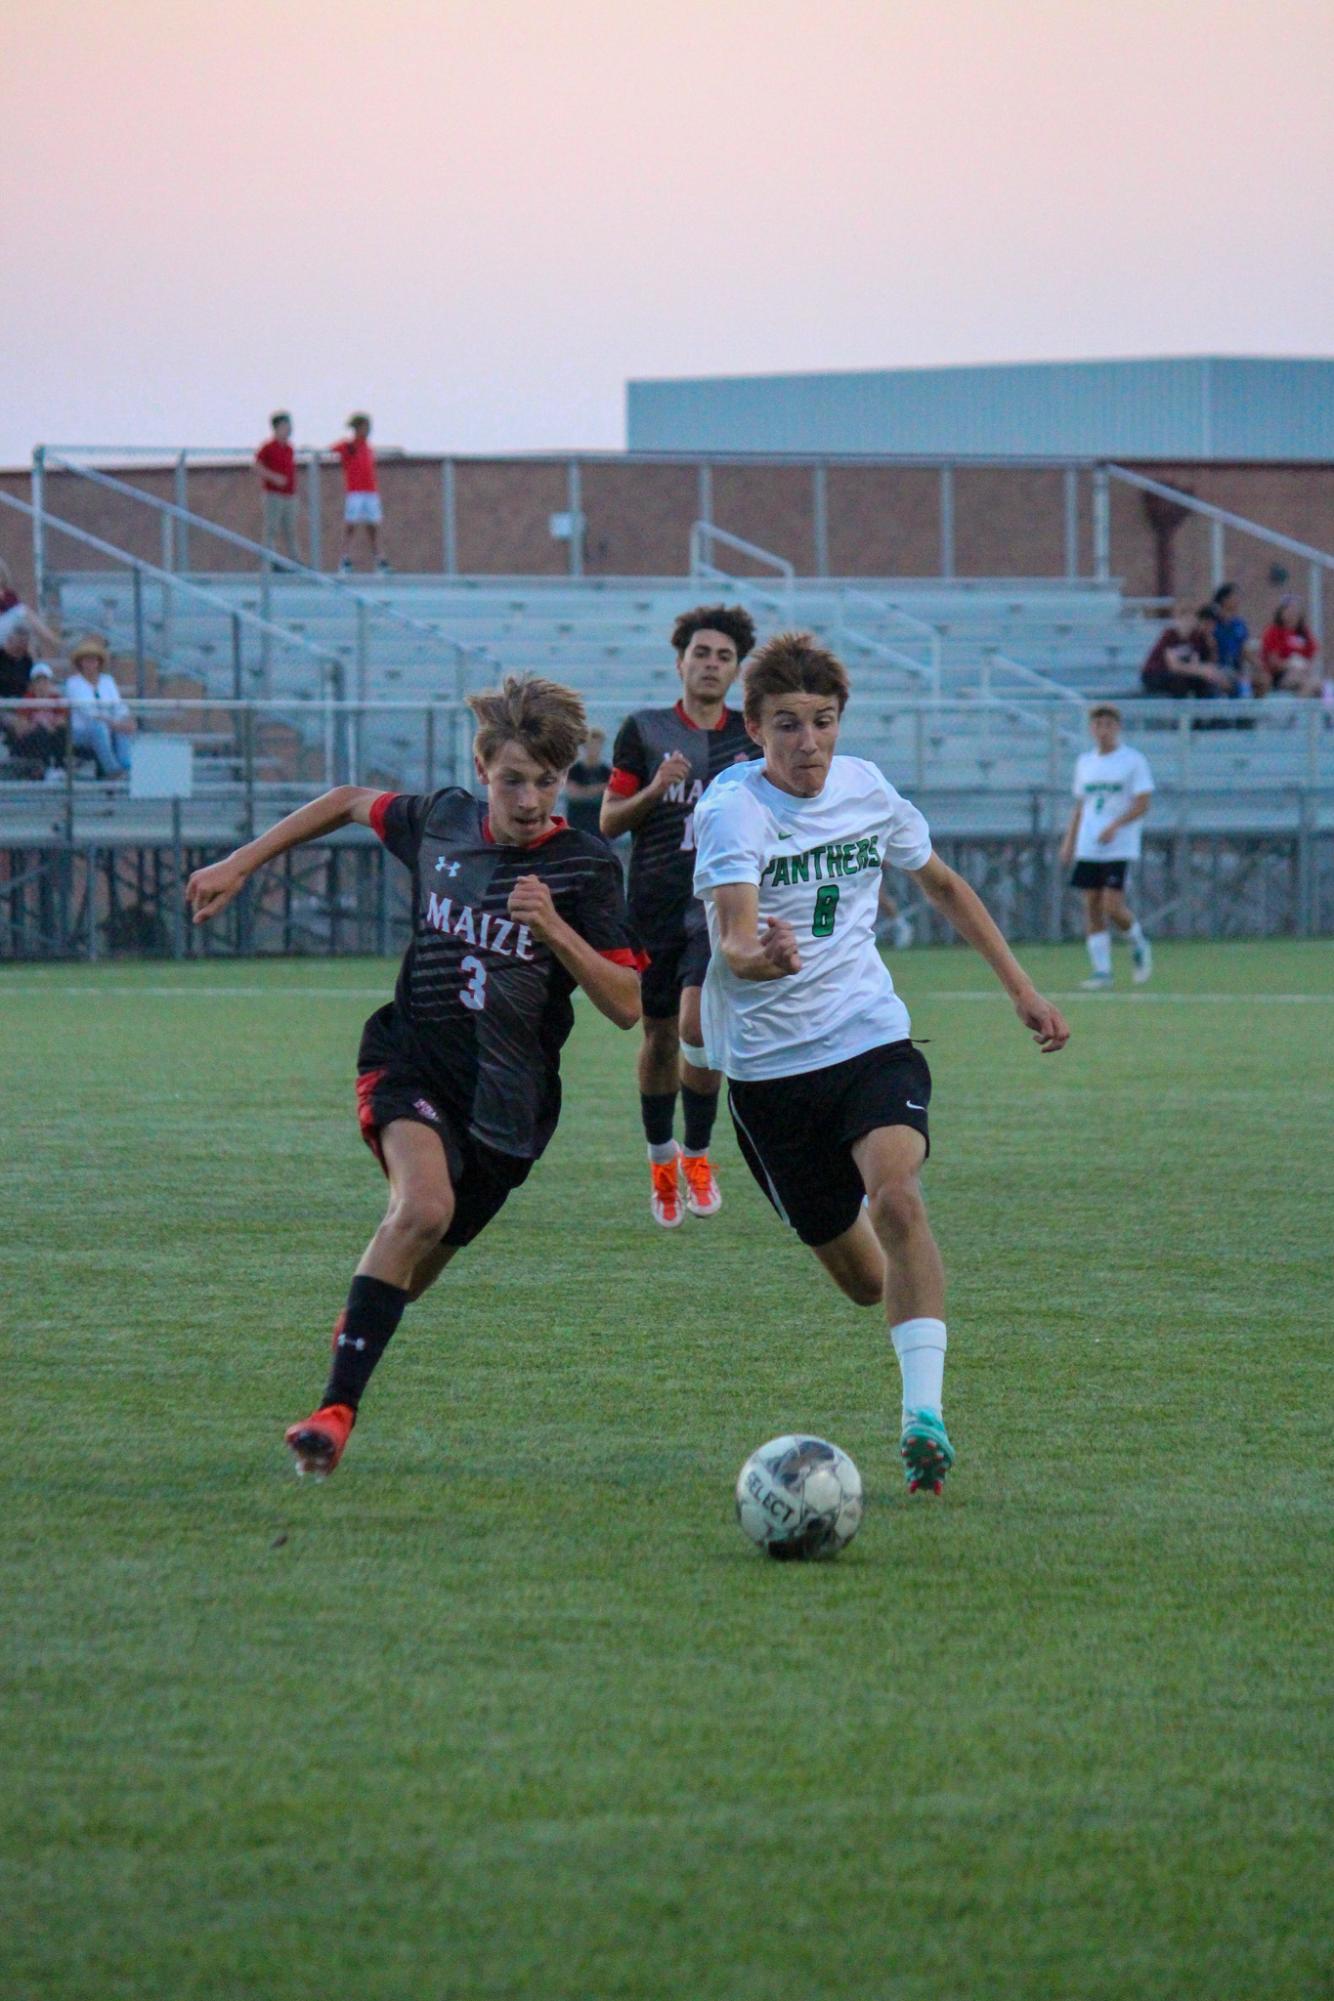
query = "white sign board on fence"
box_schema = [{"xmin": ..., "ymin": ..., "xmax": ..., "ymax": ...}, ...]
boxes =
[{"xmin": 130, "ymin": 737, "xmax": 194, "ymax": 800}]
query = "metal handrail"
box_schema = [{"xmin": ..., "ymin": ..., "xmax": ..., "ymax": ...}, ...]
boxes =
[
  {"xmin": 0, "ymin": 491, "xmax": 345, "ymax": 700},
  {"xmin": 1105, "ymin": 465, "xmax": 1334, "ymax": 572},
  {"xmin": 688, "ymin": 521, "xmax": 795, "ymax": 583},
  {"xmin": 833, "ymin": 623, "xmax": 935, "ymax": 690},
  {"xmin": 978, "ymin": 649, "xmax": 1088, "ymax": 707},
  {"xmin": 1105, "ymin": 463, "xmax": 1331, "ymax": 644},
  {"xmin": 39, "ymin": 442, "xmax": 408, "ymax": 464},
  {"xmin": 688, "ymin": 521, "xmax": 796, "ymax": 623},
  {"xmin": 40, "ymin": 450, "xmax": 501, "ymax": 689},
  {"xmin": 839, "ymin": 586, "xmax": 944, "ymax": 690}
]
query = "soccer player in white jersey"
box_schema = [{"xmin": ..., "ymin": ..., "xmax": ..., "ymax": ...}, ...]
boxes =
[
  {"xmin": 1059, "ymin": 704, "xmax": 1155, "ymax": 990},
  {"xmin": 693, "ymin": 633, "xmax": 1069, "ymax": 1493}
]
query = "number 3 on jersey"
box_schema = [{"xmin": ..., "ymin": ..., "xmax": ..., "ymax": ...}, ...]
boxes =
[
  {"xmin": 460, "ymin": 954, "xmax": 487, "ymax": 1010},
  {"xmin": 812, "ymin": 884, "xmax": 840, "ymax": 937}
]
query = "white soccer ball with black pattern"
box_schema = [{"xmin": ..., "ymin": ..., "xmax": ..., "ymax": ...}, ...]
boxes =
[{"xmin": 735, "ymin": 1435, "xmax": 864, "ymax": 1560}]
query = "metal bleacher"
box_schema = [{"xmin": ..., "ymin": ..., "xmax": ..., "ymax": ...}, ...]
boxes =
[
  {"xmin": 6, "ymin": 529, "xmax": 1330, "ymax": 955},
  {"xmin": 34, "ymin": 567, "xmax": 1333, "ymax": 855}
]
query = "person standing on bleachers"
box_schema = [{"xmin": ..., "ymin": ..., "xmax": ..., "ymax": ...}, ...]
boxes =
[
  {"xmin": 1059, "ymin": 704, "xmax": 1154, "ymax": 991},
  {"xmin": 562, "ymin": 728, "xmax": 611, "ymax": 836},
  {"xmin": 255, "ymin": 412, "xmax": 300, "ymax": 565},
  {"xmin": 331, "ymin": 413, "xmax": 390, "ymax": 575}
]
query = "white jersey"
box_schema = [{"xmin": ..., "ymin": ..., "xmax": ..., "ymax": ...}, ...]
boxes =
[
  {"xmin": 1072, "ymin": 745, "xmax": 1154, "ymax": 861},
  {"xmin": 692, "ymin": 756, "xmax": 932, "ymax": 1081}
]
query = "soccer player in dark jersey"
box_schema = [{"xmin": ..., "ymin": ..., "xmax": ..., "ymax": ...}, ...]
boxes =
[
  {"xmin": 184, "ymin": 676, "xmax": 644, "ymax": 1478},
  {"xmin": 600, "ymin": 604, "xmax": 759, "ymax": 1227}
]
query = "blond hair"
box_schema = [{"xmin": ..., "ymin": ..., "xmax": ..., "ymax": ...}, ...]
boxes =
[{"xmin": 467, "ymin": 675, "xmax": 587, "ymax": 771}]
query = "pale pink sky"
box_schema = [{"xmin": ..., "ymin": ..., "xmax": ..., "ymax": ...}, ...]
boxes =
[{"xmin": 7, "ymin": 0, "xmax": 1332, "ymax": 465}]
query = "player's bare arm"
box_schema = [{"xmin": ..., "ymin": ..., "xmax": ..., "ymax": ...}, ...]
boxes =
[
  {"xmin": 598, "ymin": 749, "xmax": 691, "ymax": 839},
  {"xmin": 711, "ymin": 881, "xmax": 802, "ymax": 980},
  {"xmin": 186, "ymin": 785, "xmax": 383, "ymax": 923},
  {"xmin": 1097, "ymin": 791, "xmax": 1152, "ymax": 847},
  {"xmin": 1058, "ymin": 800, "xmax": 1083, "ymax": 866},
  {"xmin": 909, "ymin": 852, "xmax": 1070, "ymax": 1052},
  {"xmin": 506, "ymin": 874, "xmax": 641, "ymax": 1029}
]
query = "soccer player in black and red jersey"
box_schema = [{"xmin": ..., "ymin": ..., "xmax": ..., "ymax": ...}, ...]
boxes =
[
  {"xmin": 600, "ymin": 604, "xmax": 759, "ymax": 1228},
  {"xmin": 185, "ymin": 676, "xmax": 644, "ymax": 1478}
]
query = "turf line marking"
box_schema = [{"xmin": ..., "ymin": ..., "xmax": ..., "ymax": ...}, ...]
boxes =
[
  {"xmin": 928, "ymin": 992, "xmax": 1334, "ymax": 1005},
  {"xmin": 0, "ymin": 985, "xmax": 1331, "ymax": 1004}
]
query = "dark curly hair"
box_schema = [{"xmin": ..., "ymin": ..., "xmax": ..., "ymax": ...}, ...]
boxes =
[{"xmin": 670, "ymin": 603, "xmax": 756, "ymax": 662}]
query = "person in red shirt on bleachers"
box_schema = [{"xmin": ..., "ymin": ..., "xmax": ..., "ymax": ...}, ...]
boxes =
[
  {"xmin": 1258, "ymin": 596, "xmax": 1321, "ymax": 697},
  {"xmin": 255, "ymin": 412, "xmax": 300, "ymax": 564},
  {"xmin": 331, "ymin": 413, "xmax": 389, "ymax": 575}
]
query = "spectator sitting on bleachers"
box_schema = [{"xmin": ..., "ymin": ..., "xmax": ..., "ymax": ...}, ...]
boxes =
[
  {"xmin": 1209, "ymin": 582, "xmax": 1256, "ymax": 692},
  {"xmin": 64, "ymin": 635, "xmax": 135, "ymax": 777},
  {"xmin": 0, "ymin": 559, "xmax": 59, "ymax": 653},
  {"xmin": 1258, "ymin": 596, "xmax": 1321, "ymax": 697},
  {"xmin": 7, "ymin": 662, "xmax": 69, "ymax": 776},
  {"xmin": 1, "ymin": 618, "xmax": 40, "ymax": 757},
  {"xmin": 1140, "ymin": 605, "xmax": 1236, "ymax": 698}
]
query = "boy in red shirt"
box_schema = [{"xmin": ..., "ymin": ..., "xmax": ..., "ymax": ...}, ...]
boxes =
[
  {"xmin": 255, "ymin": 412, "xmax": 300, "ymax": 564},
  {"xmin": 332, "ymin": 412, "xmax": 389, "ymax": 573}
]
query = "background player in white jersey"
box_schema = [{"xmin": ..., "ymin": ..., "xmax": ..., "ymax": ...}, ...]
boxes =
[
  {"xmin": 1059, "ymin": 704, "xmax": 1155, "ymax": 990},
  {"xmin": 693, "ymin": 634, "xmax": 1069, "ymax": 1493}
]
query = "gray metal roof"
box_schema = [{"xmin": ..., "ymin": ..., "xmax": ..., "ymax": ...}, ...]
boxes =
[{"xmin": 627, "ymin": 357, "xmax": 1334, "ymax": 461}]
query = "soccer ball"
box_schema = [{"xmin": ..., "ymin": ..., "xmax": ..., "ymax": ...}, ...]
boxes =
[{"xmin": 735, "ymin": 1435, "xmax": 864, "ymax": 1560}]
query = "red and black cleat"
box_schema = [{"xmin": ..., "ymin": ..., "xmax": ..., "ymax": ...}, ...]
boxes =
[{"xmin": 284, "ymin": 1403, "xmax": 356, "ymax": 1479}]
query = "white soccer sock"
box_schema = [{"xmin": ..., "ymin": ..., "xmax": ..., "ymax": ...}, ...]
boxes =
[
  {"xmin": 891, "ymin": 1317, "xmax": 947, "ymax": 1420},
  {"xmin": 647, "ymin": 1139, "xmax": 678, "ymax": 1165},
  {"xmin": 1086, "ymin": 930, "xmax": 1112, "ymax": 977},
  {"xmin": 1126, "ymin": 919, "xmax": 1145, "ymax": 946}
]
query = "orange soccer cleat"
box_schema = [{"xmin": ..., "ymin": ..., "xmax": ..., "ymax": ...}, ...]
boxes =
[
  {"xmin": 649, "ymin": 1146, "xmax": 684, "ymax": 1228},
  {"xmin": 284, "ymin": 1402, "xmax": 356, "ymax": 1479},
  {"xmin": 680, "ymin": 1151, "xmax": 722, "ymax": 1218}
]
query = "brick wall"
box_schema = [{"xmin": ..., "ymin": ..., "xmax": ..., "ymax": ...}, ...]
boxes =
[{"xmin": 3, "ymin": 456, "xmax": 1330, "ymax": 628}]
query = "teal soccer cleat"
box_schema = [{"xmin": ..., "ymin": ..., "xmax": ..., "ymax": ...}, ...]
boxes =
[{"xmin": 900, "ymin": 1409, "xmax": 956, "ymax": 1494}]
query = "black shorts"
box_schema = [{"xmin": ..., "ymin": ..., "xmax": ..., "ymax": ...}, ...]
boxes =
[
  {"xmin": 640, "ymin": 925, "xmax": 711, "ymax": 1020},
  {"xmin": 1070, "ymin": 860, "xmax": 1128, "ymax": 890},
  {"xmin": 355, "ymin": 1068, "xmax": 532, "ymax": 1249},
  {"xmin": 727, "ymin": 1040, "xmax": 931, "ymax": 1248}
]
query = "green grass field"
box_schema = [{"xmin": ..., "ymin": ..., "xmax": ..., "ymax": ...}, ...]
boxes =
[{"xmin": 4, "ymin": 939, "xmax": 1332, "ymax": 2001}]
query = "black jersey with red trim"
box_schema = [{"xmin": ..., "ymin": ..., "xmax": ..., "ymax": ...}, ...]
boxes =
[
  {"xmin": 607, "ymin": 700, "xmax": 759, "ymax": 941},
  {"xmin": 363, "ymin": 787, "xmax": 643, "ymax": 1160}
]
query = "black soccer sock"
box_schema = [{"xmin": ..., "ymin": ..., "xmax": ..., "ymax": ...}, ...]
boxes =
[
  {"xmin": 680, "ymin": 1083, "xmax": 718, "ymax": 1155},
  {"xmin": 640, "ymin": 1091, "xmax": 677, "ymax": 1148},
  {"xmin": 320, "ymin": 1274, "xmax": 409, "ymax": 1411}
]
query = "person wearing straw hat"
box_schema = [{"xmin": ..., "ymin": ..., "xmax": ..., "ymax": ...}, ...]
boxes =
[{"xmin": 63, "ymin": 634, "xmax": 135, "ymax": 777}]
